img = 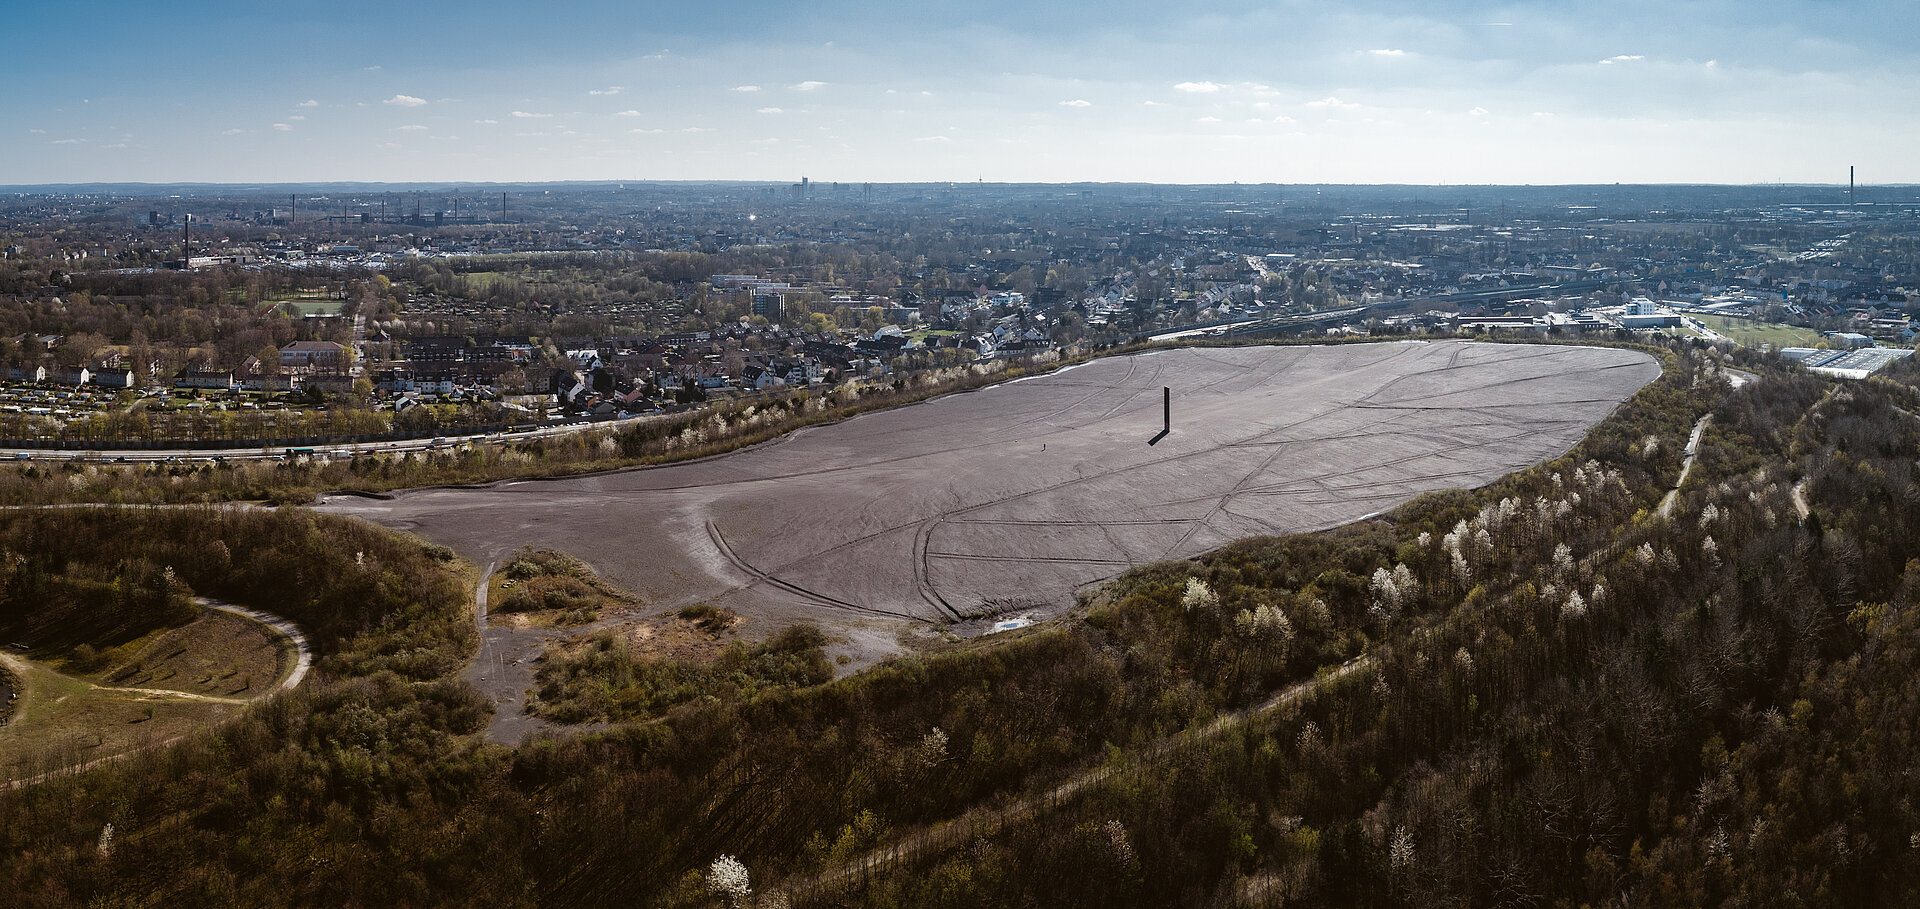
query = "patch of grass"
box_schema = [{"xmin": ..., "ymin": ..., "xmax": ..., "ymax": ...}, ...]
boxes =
[
  {"xmin": 529, "ymin": 622, "xmax": 832, "ymax": 723},
  {"xmin": 491, "ymin": 547, "xmax": 634, "ymax": 625},
  {"xmin": 0, "ymin": 655, "xmax": 234, "ymax": 781},
  {"xmin": 99, "ymin": 611, "xmax": 287, "ymax": 697},
  {"xmin": 266, "ymin": 290, "xmax": 346, "ymax": 316},
  {"xmin": 677, "ymin": 602, "xmax": 737, "ymax": 632},
  {"xmin": 1702, "ymin": 315, "xmax": 1826, "ymax": 350}
]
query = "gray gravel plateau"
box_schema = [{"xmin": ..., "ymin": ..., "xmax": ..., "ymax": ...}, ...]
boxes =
[{"xmin": 319, "ymin": 341, "xmax": 1656, "ymax": 672}]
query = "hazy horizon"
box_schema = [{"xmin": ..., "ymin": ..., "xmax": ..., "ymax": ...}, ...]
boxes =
[{"xmin": 5, "ymin": 0, "xmax": 1914, "ymax": 186}]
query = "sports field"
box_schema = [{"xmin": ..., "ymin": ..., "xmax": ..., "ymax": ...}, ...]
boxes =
[
  {"xmin": 1698, "ymin": 315, "xmax": 1824, "ymax": 349},
  {"xmin": 322, "ymin": 342, "xmax": 1657, "ymax": 640}
]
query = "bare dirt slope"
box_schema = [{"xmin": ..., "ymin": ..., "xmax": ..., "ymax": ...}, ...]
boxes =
[{"xmin": 319, "ymin": 342, "xmax": 1657, "ymax": 641}]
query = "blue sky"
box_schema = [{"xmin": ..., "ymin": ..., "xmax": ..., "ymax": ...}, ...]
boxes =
[{"xmin": 5, "ymin": 0, "xmax": 1915, "ymax": 184}]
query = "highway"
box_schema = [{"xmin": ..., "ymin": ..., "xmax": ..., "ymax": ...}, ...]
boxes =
[{"xmin": 0, "ymin": 414, "xmax": 653, "ymax": 463}]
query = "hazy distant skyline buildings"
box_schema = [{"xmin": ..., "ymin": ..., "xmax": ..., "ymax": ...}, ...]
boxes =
[{"xmin": 4, "ymin": 0, "xmax": 1915, "ymax": 186}]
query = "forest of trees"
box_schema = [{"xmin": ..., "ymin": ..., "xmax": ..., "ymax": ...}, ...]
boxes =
[{"xmin": 1, "ymin": 338, "xmax": 1919, "ymax": 906}]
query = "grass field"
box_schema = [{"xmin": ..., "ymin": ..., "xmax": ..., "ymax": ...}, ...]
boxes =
[
  {"xmin": 98, "ymin": 610, "xmax": 288, "ymax": 696},
  {"xmin": 0, "ymin": 653, "xmax": 234, "ymax": 782},
  {"xmin": 0, "ymin": 608, "xmax": 290, "ymax": 781},
  {"xmin": 279, "ymin": 297, "xmax": 344, "ymax": 316},
  {"xmin": 242, "ymin": 290, "xmax": 347, "ymax": 316},
  {"xmin": 1700, "ymin": 315, "xmax": 1826, "ymax": 350}
]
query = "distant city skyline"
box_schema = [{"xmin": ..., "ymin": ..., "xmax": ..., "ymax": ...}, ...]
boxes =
[{"xmin": 5, "ymin": 0, "xmax": 1915, "ymax": 186}]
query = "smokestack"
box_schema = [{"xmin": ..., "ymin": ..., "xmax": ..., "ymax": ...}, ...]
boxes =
[
  {"xmin": 290, "ymin": 193, "xmax": 296, "ymax": 224},
  {"xmin": 1850, "ymin": 165, "xmax": 1856, "ymax": 205}
]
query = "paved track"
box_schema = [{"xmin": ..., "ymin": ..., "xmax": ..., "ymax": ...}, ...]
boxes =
[{"xmin": 319, "ymin": 342, "xmax": 1658, "ymax": 635}]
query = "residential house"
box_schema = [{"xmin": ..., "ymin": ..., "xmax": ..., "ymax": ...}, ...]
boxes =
[{"xmin": 279, "ymin": 340, "xmax": 349, "ymax": 375}]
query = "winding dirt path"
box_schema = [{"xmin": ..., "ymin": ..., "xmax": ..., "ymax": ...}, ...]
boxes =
[
  {"xmin": 1658, "ymin": 415, "xmax": 1712, "ymax": 519},
  {"xmin": 198, "ymin": 598, "xmax": 313, "ymax": 691}
]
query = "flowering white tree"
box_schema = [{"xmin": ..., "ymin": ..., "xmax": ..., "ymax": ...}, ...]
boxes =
[
  {"xmin": 1234, "ymin": 603, "xmax": 1293, "ymax": 652},
  {"xmin": 919, "ymin": 726, "xmax": 949, "ymax": 768},
  {"xmin": 1391, "ymin": 563, "xmax": 1417, "ymax": 602},
  {"xmin": 1182, "ymin": 577, "xmax": 1219, "ymax": 613},
  {"xmin": 709, "ymin": 855, "xmax": 751, "ymax": 907},
  {"xmin": 1388, "ymin": 825, "xmax": 1414, "ymax": 871},
  {"xmin": 1369, "ymin": 567, "xmax": 1400, "ymax": 619}
]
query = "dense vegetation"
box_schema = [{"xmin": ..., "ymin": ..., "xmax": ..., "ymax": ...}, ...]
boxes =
[
  {"xmin": 836, "ymin": 346, "xmax": 1920, "ymax": 906},
  {"xmin": 0, "ymin": 552, "xmax": 197, "ymax": 670},
  {"xmin": 530, "ymin": 623, "xmax": 833, "ymax": 724},
  {"xmin": 5, "ymin": 337, "xmax": 1920, "ymax": 907},
  {"xmin": 0, "ymin": 508, "xmax": 473, "ymax": 680}
]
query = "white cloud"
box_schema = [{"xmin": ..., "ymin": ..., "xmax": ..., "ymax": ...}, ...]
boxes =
[
  {"xmin": 384, "ymin": 94, "xmax": 427, "ymax": 107},
  {"xmin": 1197, "ymin": 116, "xmax": 1223, "ymax": 123},
  {"xmin": 273, "ymin": 123, "xmax": 293, "ymax": 131},
  {"xmin": 297, "ymin": 99, "xmax": 318, "ymax": 108},
  {"xmin": 1306, "ymin": 96, "xmax": 1358, "ymax": 109},
  {"xmin": 1059, "ymin": 99, "xmax": 1092, "ymax": 107},
  {"xmin": 398, "ymin": 124, "xmax": 428, "ymax": 130},
  {"xmin": 790, "ymin": 81, "xmax": 827, "ymax": 91},
  {"xmin": 1272, "ymin": 115, "xmax": 1295, "ymax": 123},
  {"xmin": 221, "ymin": 128, "xmax": 247, "ymax": 135},
  {"xmin": 511, "ymin": 110, "xmax": 553, "ymax": 118},
  {"xmin": 103, "ymin": 143, "xmax": 127, "ymax": 149},
  {"xmin": 52, "ymin": 138, "xmax": 82, "ymax": 144},
  {"xmin": 757, "ymin": 107, "xmax": 784, "ymax": 114},
  {"xmin": 614, "ymin": 110, "xmax": 642, "ymax": 117},
  {"xmin": 1174, "ymin": 81, "xmax": 1222, "ymax": 93},
  {"xmin": 288, "ymin": 115, "xmax": 305, "ymax": 121},
  {"xmin": 474, "ymin": 118, "xmax": 498, "ymax": 124},
  {"xmin": 732, "ymin": 85, "xmax": 761, "ymax": 92},
  {"xmin": 588, "ymin": 86, "xmax": 624, "ymax": 96},
  {"xmin": 913, "ymin": 135, "xmax": 951, "ymax": 142},
  {"xmin": 28, "ymin": 129, "xmax": 45, "ymax": 134},
  {"xmin": 1467, "ymin": 107, "xmax": 1489, "ymax": 116},
  {"xmin": 1599, "ymin": 55, "xmax": 1644, "ymax": 64},
  {"xmin": 630, "ymin": 127, "xmax": 666, "ymax": 134},
  {"xmin": 1368, "ymin": 48, "xmax": 1407, "ymax": 57},
  {"xmin": 1532, "ymin": 111, "xmax": 1555, "ymax": 118}
]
